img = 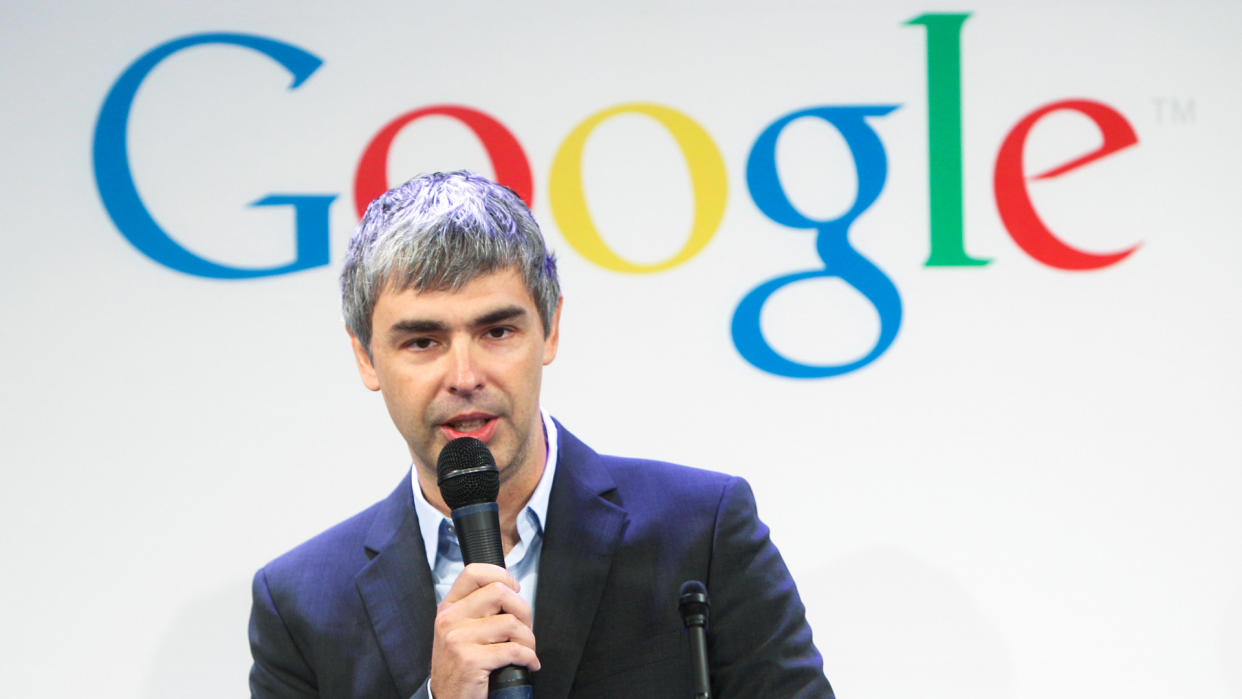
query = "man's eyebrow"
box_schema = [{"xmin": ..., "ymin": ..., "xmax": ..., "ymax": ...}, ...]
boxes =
[
  {"xmin": 384, "ymin": 307, "xmax": 527, "ymax": 341},
  {"xmin": 472, "ymin": 306, "xmax": 527, "ymax": 327},
  {"xmin": 388, "ymin": 319, "xmax": 447, "ymax": 337}
]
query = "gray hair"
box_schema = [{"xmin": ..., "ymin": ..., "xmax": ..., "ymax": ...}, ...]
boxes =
[{"xmin": 341, "ymin": 170, "xmax": 560, "ymax": 351}]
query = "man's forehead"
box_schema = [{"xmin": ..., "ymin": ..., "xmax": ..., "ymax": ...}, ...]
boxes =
[{"xmin": 375, "ymin": 267, "xmax": 537, "ymax": 318}]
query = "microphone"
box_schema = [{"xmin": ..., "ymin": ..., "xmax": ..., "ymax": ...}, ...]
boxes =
[
  {"xmin": 679, "ymin": 580, "xmax": 711, "ymax": 699},
  {"xmin": 437, "ymin": 437, "xmax": 533, "ymax": 699}
]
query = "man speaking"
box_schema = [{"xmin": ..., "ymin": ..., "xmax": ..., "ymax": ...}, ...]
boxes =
[{"xmin": 248, "ymin": 171, "xmax": 833, "ymax": 698}]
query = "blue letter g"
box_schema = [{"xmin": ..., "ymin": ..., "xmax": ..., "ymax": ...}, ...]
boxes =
[
  {"xmin": 734, "ymin": 105, "xmax": 903, "ymax": 378},
  {"xmin": 93, "ymin": 33, "xmax": 333, "ymax": 279}
]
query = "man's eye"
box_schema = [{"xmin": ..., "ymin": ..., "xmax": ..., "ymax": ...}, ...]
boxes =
[
  {"xmin": 486, "ymin": 327, "xmax": 512, "ymax": 339},
  {"xmin": 408, "ymin": 337, "xmax": 435, "ymax": 350}
]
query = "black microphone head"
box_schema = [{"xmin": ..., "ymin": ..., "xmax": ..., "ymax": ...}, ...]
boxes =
[
  {"xmin": 679, "ymin": 579, "xmax": 710, "ymax": 627},
  {"xmin": 436, "ymin": 437, "xmax": 500, "ymax": 509},
  {"xmin": 679, "ymin": 579, "xmax": 708, "ymax": 604}
]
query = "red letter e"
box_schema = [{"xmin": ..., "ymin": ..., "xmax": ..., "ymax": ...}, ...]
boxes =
[{"xmin": 994, "ymin": 99, "xmax": 1139, "ymax": 270}]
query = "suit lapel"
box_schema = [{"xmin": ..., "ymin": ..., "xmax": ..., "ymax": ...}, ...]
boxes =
[
  {"xmin": 532, "ymin": 424, "xmax": 628, "ymax": 699},
  {"xmin": 355, "ymin": 472, "xmax": 438, "ymax": 698}
]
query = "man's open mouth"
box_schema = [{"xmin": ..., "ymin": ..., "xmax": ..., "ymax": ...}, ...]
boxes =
[{"xmin": 440, "ymin": 414, "xmax": 499, "ymax": 441}]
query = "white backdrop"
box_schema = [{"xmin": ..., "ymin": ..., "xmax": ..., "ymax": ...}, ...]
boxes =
[{"xmin": 2, "ymin": 1, "xmax": 1240, "ymax": 697}]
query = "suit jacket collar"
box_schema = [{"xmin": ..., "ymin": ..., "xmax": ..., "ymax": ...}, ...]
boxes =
[
  {"xmin": 532, "ymin": 422, "xmax": 629, "ymax": 698},
  {"xmin": 352, "ymin": 424, "xmax": 629, "ymax": 699},
  {"xmin": 356, "ymin": 471, "xmax": 437, "ymax": 698}
]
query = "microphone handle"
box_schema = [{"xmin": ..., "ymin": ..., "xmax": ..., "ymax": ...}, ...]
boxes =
[
  {"xmin": 451, "ymin": 503, "xmax": 505, "ymax": 566},
  {"xmin": 688, "ymin": 623, "xmax": 710, "ymax": 698},
  {"xmin": 450, "ymin": 503, "xmax": 533, "ymax": 699},
  {"xmin": 487, "ymin": 687, "xmax": 533, "ymax": 699}
]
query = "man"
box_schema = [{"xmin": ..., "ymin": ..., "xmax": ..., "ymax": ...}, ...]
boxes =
[{"xmin": 249, "ymin": 171, "xmax": 832, "ymax": 698}]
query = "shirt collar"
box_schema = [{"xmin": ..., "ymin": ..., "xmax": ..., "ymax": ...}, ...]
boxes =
[{"xmin": 411, "ymin": 410, "xmax": 559, "ymax": 572}]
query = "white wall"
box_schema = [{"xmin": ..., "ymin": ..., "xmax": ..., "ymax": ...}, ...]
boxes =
[{"xmin": 2, "ymin": 1, "xmax": 1239, "ymax": 696}]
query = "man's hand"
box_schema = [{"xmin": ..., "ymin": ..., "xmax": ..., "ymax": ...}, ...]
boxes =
[{"xmin": 429, "ymin": 563, "xmax": 541, "ymax": 699}]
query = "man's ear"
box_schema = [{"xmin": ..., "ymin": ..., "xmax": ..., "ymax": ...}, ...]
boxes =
[
  {"xmin": 348, "ymin": 328, "xmax": 381, "ymax": 392},
  {"xmin": 542, "ymin": 296, "xmax": 563, "ymax": 366}
]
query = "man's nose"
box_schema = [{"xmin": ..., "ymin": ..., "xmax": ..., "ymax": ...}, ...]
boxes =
[{"xmin": 447, "ymin": 341, "xmax": 483, "ymax": 394}]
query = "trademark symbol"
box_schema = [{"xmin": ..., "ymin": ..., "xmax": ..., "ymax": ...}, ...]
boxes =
[{"xmin": 1152, "ymin": 97, "xmax": 1196, "ymax": 124}]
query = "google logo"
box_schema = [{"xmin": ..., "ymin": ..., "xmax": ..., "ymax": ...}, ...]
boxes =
[{"xmin": 93, "ymin": 14, "xmax": 1140, "ymax": 379}]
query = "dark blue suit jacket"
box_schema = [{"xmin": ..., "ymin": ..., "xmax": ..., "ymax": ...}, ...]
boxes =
[{"xmin": 249, "ymin": 424, "xmax": 832, "ymax": 698}]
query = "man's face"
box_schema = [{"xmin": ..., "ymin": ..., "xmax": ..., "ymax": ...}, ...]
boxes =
[{"xmin": 350, "ymin": 267, "xmax": 560, "ymax": 487}]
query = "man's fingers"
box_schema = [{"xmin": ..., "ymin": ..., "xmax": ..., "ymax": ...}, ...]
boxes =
[
  {"xmin": 440, "ymin": 613, "xmax": 537, "ymax": 651},
  {"xmin": 442, "ymin": 641, "xmax": 541, "ymax": 680},
  {"xmin": 436, "ymin": 582, "xmax": 534, "ymax": 635},
  {"xmin": 429, "ymin": 637, "xmax": 541, "ymax": 698},
  {"xmin": 482, "ymin": 641, "xmax": 541, "ymax": 673},
  {"xmin": 440, "ymin": 563, "xmax": 518, "ymax": 605},
  {"xmin": 429, "ymin": 563, "xmax": 540, "ymax": 698}
]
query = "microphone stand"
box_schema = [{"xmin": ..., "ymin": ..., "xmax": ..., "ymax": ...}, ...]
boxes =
[{"xmin": 679, "ymin": 580, "xmax": 711, "ymax": 699}]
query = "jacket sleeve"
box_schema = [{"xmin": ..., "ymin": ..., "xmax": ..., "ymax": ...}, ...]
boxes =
[
  {"xmin": 707, "ymin": 476, "xmax": 834, "ymax": 698},
  {"xmin": 249, "ymin": 567, "xmax": 319, "ymax": 698}
]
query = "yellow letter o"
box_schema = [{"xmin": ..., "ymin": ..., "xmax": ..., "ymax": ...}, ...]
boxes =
[{"xmin": 549, "ymin": 103, "xmax": 727, "ymax": 273}]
